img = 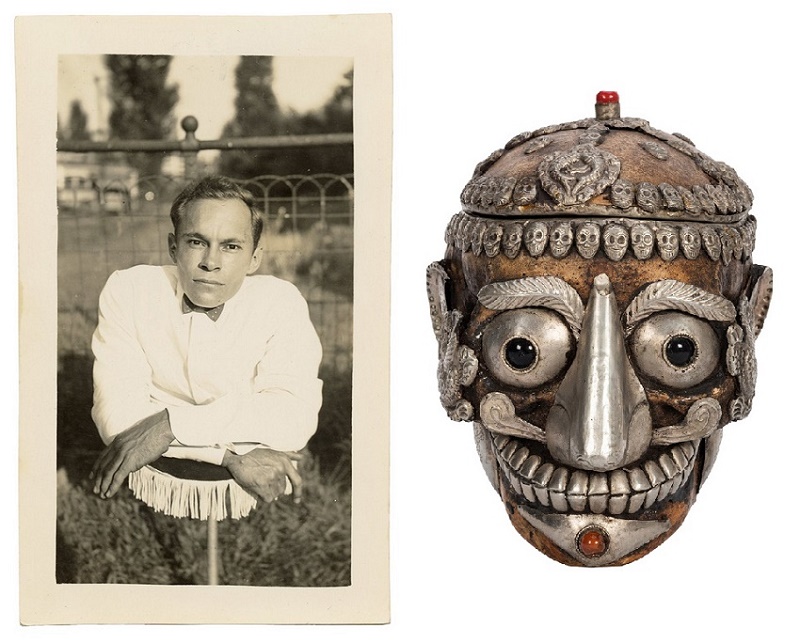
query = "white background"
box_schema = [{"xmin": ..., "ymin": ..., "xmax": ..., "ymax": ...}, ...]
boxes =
[{"xmin": 4, "ymin": 1, "xmax": 798, "ymax": 640}]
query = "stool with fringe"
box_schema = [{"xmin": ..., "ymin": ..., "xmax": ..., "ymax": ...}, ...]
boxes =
[{"xmin": 128, "ymin": 457, "xmax": 257, "ymax": 585}]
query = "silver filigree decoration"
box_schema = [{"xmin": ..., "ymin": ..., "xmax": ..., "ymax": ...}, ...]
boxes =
[
  {"xmin": 427, "ymin": 261, "xmax": 450, "ymax": 343},
  {"xmin": 512, "ymin": 175, "xmax": 538, "ymax": 205},
  {"xmin": 448, "ymin": 399, "xmax": 474, "ymax": 421},
  {"xmin": 610, "ymin": 179, "xmax": 635, "ymax": 209},
  {"xmin": 502, "ymin": 222, "xmax": 524, "ymax": 259},
  {"xmin": 640, "ymin": 141, "xmax": 669, "ymax": 160},
  {"xmin": 576, "ymin": 222, "xmax": 601, "ymax": 259},
  {"xmin": 693, "ymin": 185, "xmax": 716, "ymax": 214},
  {"xmin": 680, "ymin": 225, "xmax": 702, "ymax": 260},
  {"xmin": 446, "ymin": 212, "xmax": 752, "ymax": 264},
  {"xmin": 750, "ymin": 266, "xmax": 773, "ymax": 339},
  {"xmin": 701, "ymin": 226, "xmax": 722, "ymax": 260},
  {"xmin": 578, "ymin": 124, "xmax": 609, "ymax": 146},
  {"xmin": 636, "ymin": 182, "xmax": 661, "ymax": 213},
  {"xmin": 659, "ymin": 183, "xmax": 683, "ymax": 211},
  {"xmin": 477, "ymin": 276, "xmax": 584, "ymax": 339},
  {"xmin": 505, "ymin": 131, "xmax": 534, "ymax": 150},
  {"xmin": 524, "ymin": 135, "xmax": 553, "ymax": 155},
  {"xmin": 523, "ymin": 220, "xmax": 548, "ymax": 257},
  {"xmin": 729, "ymin": 295, "xmax": 757, "ymax": 420},
  {"xmin": 494, "ymin": 177, "xmax": 517, "ymax": 208},
  {"xmin": 726, "ymin": 323, "xmax": 744, "ymax": 376},
  {"xmin": 650, "ymin": 398, "xmax": 722, "ymax": 445},
  {"xmin": 677, "ymin": 185, "xmax": 702, "ymax": 215},
  {"xmin": 603, "ymin": 223, "xmax": 629, "ymax": 261},
  {"xmin": 624, "ymin": 279, "xmax": 736, "ymax": 334},
  {"xmin": 538, "ymin": 144, "xmax": 621, "ymax": 205},
  {"xmin": 427, "ymin": 262, "xmax": 477, "ymax": 420},
  {"xmin": 549, "ymin": 221, "xmax": 573, "ymax": 258},
  {"xmin": 479, "ymin": 392, "xmax": 547, "ymax": 442},
  {"xmin": 472, "ymin": 149, "xmax": 504, "ymax": 177},
  {"xmin": 656, "ymin": 225, "xmax": 679, "ymax": 261},
  {"xmin": 484, "ymin": 223, "xmax": 503, "ymax": 258}
]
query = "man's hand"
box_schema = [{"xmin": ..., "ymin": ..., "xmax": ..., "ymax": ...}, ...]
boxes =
[
  {"xmin": 90, "ymin": 409, "xmax": 174, "ymax": 499},
  {"xmin": 223, "ymin": 448, "xmax": 304, "ymax": 504}
]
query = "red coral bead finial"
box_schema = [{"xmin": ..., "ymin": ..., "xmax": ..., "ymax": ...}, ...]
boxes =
[{"xmin": 596, "ymin": 91, "xmax": 619, "ymax": 104}]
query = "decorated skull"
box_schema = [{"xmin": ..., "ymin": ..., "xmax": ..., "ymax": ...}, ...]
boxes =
[
  {"xmin": 484, "ymin": 222, "xmax": 503, "ymax": 258},
  {"xmin": 603, "ymin": 223, "xmax": 629, "ymax": 261},
  {"xmin": 550, "ymin": 222, "xmax": 573, "ymax": 258},
  {"xmin": 630, "ymin": 223, "xmax": 655, "ymax": 260},
  {"xmin": 681, "ymin": 225, "xmax": 702, "ymax": 260},
  {"xmin": 576, "ymin": 222, "xmax": 601, "ymax": 259},
  {"xmin": 657, "ymin": 225, "xmax": 680, "ymax": 261},
  {"xmin": 503, "ymin": 222, "xmax": 524, "ymax": 259},
  {"xmin": 524, "ymin": 220, "xmax": 548, "ymax": 257},
  {"xmin": 427, "ymin": 92, "xmax": 772, "ymax": 567}
]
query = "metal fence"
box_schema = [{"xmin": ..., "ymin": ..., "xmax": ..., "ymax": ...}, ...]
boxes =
[{"xmin": 57, "ymin": 167, "xmax": 354, "ymax": 375}]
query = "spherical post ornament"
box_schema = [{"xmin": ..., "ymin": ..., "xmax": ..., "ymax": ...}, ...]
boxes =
[{"xmin": 427, "ymin": 92, "xmax": 773, "ymax": 566}]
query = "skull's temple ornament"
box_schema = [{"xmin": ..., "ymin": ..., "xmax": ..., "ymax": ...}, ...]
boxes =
[{"xmin": 427, "ymin": 92, "xmax": 773, "ymax": 566}]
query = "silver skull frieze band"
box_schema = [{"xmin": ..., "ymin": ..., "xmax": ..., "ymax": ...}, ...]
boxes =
[{"xmin": 427, "ymin": 92, "xmax": 773, "ymax": 566}]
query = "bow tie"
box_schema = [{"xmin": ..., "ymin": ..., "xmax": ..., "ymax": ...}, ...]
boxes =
[{"xmin": 181, "ymin": 295, "xmax": 224, "ymax": 321}]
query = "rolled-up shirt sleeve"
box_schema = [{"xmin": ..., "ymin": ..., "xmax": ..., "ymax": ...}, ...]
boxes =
[{"xmin": 167, "ymin": 284, "xmax": 323, "ymax": 453}]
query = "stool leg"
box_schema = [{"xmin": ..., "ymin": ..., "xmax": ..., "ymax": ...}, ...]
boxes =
[{"xmin": 207, "ymin": 518, "xmax": 219, "ymax": 585}]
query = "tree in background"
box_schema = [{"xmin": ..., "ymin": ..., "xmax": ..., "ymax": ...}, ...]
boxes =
[
  {"xmin": 284, "ymin": 68, "xmax": 353, "ymax": 175},
  {"xmin": 105, "ymin": 55, "xmax": 179, "ymax": 178},
  {"xmin": 59, "ymin": 99, "xmax": 91, "ymax": 141},
  {"xmin": 218, "ymin": 56, "xmax": 286, "ymax": 179},
  {"xmin": 219, "ymin": 57, "xmax": 354, "ymax": 178}
]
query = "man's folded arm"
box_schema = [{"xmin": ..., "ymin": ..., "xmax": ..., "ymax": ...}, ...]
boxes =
[
  {"xmin": 91, "ymin": 270, "xmax": 166, "ymax": 445},
  {"xmin": 169, "ymin": 287, "xmax": 324, "ymax": 453}
]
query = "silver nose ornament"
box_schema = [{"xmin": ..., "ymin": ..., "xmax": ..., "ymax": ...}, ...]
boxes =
[{"xmin": 546, "ymin": 274, "xmax": 652, "ymax": 471}]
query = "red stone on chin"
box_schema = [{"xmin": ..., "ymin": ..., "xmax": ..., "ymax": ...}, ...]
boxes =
[{"xmin": 577, "ymin": 527, "xmax": 609, "ymax": 557}]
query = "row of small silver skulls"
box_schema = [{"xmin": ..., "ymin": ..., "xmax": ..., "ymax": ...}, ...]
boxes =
[
  {"xmin": 460, "ymin": 175, "xmax": 751, "ymax": 219},
  {"xmin": 445, "ymin": 212, "xmax": 756, "ymax": 264}
]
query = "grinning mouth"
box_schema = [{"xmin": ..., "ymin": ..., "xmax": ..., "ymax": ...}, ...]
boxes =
[{"xmin": 489, "ymin": 429, "xmax": 698, "ymax": 516}]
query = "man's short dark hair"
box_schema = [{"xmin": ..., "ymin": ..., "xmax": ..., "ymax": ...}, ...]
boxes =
[{"xmin": 170, "ymin": 176, "xmax": 264, "ymax": 249}]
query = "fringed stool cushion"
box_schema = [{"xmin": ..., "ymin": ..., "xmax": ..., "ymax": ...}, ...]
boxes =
[{"xmin": 128, "ymin": 457, "xmax": 257, "ymax": 521}]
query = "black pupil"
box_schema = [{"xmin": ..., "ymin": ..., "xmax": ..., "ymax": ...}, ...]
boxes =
[
  {"xmin": 505, "ymin": 338, "xmax": 537, "ymax": 370},
  {"xmin": 665, "ymin": 336, "xmax": 696, "ymax": 367}
]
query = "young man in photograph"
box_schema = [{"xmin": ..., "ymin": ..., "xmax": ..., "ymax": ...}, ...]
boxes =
[{"xmin": 89, "ymin": 176, "xmax": 323, "ymax": 504}]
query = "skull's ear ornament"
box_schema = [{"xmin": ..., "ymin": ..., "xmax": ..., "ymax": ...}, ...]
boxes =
[{"xmin": 428, "ymin": 92, "xmax": 772, "ymax": 567}]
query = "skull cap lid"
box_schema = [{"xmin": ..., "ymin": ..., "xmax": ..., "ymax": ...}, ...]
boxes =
[{"xmin": 461, "ymin": 92, "xmax": 752, "ymax": 224}]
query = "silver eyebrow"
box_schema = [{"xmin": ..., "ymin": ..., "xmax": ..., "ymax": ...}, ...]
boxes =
[
  {"xmin": 477, "ymin": 276, "xmax": 584, "ymax": 339},
  {"xmin": 624, "ymin": 279, "xmax": 736, "ymax": 334}
]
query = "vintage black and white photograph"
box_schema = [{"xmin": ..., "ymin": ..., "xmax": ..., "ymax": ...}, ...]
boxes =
[
  {"xmin": 18, "ymin": 14, "xmax": 390, "ymax": 624},
  {"xmin": 57, "ymin": 52, "xmax": 355, "ymax": 587}
]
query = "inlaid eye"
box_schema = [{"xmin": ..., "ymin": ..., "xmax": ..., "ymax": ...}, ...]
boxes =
[
  {"xmin": 630, "ymin": 312, "xmax": 720, "ymax": 389},
  {"xmin": 482, "ymin": 309, "xmax": 573, "ymax": 388},
  {"xmin": 505, "ymin": 338, "xmax": 537, "ymax": 370},
  {"xmin": 664, "ymin": 336, "xmax": 695, "ymax": 367}
]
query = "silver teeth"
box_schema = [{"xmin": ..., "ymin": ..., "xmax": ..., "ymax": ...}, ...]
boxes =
[
  {"xmin": 509, "ymin": 447, "xmax": 529, "ymax": 471},
  {"xmin": 671, "ymin": 445, "xmax": 689, "ymax": 470},
  {"xmin": 495, "ymin": 437, "xmax": 699, "ymax": 515},
  {"xmin": 532, "ymin": 463, "xmax": 555, "ymax": 506},
  {"xmin": 520, "ymin": 454, "xmax": 542, "ymax": 479},
  {"xmin": 628, "ymin": 492, "xmax": 646, "ymax": 514},
  {"xmin": 608, "ymin": 470, "xmax": 631, "ymax": 515},
  {"xmin": 501, "ymin": 441, "xmax": 519, "ymax": 461},
  {"xmin": 566, "ymin": 471, "xmax": 589, "ymax": 512},
  {"xmin": 658, "ymin": 453, "xmax": 678, "ymax": 479},
  {"xmin": 494, "ymin": 434, "xmax": 511, "ymax": 451}
]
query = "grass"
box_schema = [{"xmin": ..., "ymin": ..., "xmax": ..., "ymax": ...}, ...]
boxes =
[{"xmin": 56, "ymin": 460, "xmax": 351, "ymax": 586}]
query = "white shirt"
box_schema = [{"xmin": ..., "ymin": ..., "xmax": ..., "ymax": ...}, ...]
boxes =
[{"xmin": 91, "ymin": 265, "xmax": 323, "ymax": 466}]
